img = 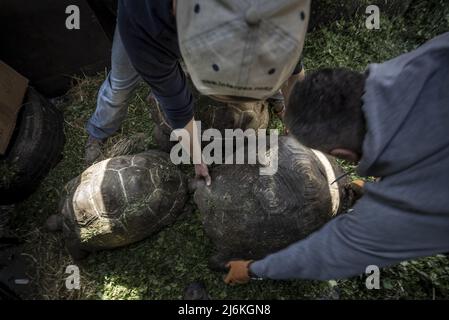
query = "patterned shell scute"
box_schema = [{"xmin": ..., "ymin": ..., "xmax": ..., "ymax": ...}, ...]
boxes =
[{"xmin": 61, "ymin": 150, "xmax": 188, "ymax": 251}]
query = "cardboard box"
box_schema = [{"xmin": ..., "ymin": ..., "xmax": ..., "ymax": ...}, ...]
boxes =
[{"xmin": 0, "ymin": 61, "xmax": 29, "ymax": 155}]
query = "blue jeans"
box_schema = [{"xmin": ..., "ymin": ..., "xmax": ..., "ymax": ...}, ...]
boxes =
[{"xmin": 86, "ymin": 27, "xmax": 142, "ymax": 140}]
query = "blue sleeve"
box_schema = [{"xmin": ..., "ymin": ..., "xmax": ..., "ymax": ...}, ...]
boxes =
[
  {"xmin": 250, "ymin": 192, "xmax": 449, "ymax": 280},
  {"xmin": 118, "ymin": 2, "xmax": 194, "ymax": 129}
]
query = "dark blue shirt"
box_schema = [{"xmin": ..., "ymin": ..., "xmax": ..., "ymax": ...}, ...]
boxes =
[{"xmin": 118, "ymin": 0, "xmax": 193, "ymax": 129}]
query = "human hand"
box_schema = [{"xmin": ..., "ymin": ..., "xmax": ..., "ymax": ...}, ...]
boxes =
[
  {"xmin": 194, "ymin": 163, "xmax": 211, "ymax": 186},
  {"xmin": 351, "ymin": 179, "xmax": 365, "ymax": 200},
  {"xmin": 224, "ymin": 260, "xmax": 253, "ymax": 285}
]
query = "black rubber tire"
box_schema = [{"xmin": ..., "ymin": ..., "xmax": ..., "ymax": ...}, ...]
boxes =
[{"xmin": 0, "ymin": 87, "xmax": 65, "ymax": 205}]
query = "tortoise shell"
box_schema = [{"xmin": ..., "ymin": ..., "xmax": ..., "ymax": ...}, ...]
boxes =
[
  {"xmin": 60, "ymin": 150, "xmax": 189, "ymax": 257},
  {"xmin": 193, "ymin": 136, "xmax": 355, "ymax": 270},
  {"xmin": 149, "ymin": 89, "xmax": 270, "ymax": 153}
]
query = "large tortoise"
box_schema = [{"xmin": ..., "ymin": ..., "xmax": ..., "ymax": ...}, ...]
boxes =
[
  {"xmin": 48, "ymin": 150, "xmax": 189, "ymax": 259},
  {"xmin": 149, "ymin": 88, "xmax": 270, "ymax": 153},
  {"xmin": 193, "ymin": 136, "xmax": 357, "ymax": 270}
]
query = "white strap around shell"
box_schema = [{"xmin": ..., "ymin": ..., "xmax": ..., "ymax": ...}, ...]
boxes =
[{"xmin": 311, "ymin": 149, "xmax": 340, "ymax": 216}]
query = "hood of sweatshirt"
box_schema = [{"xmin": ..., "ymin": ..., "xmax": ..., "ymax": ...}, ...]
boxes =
[{"xmin": 357, "ymin": 32, "xmax": 449, "ymax": 178}]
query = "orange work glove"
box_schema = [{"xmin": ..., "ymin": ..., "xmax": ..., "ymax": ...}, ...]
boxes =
[
  {"xmin": 351, "ymin": 179, "xmax": 365, "ymax": 189},
  {"xmin": 224, "ymin": 260, "xmax": 253, "ymax": 285},
  {"xmin": 351, "ymin": 179, "xmax": 365, "ymax": 200}
]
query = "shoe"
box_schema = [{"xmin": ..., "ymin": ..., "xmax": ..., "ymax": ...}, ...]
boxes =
[
  {"xmin": 84, "ymin": 136, "xmax": 105, "ymax": 166},
  {"xmin": 267, "ymin": 91, "xmax": 286, "ymax": 116}
]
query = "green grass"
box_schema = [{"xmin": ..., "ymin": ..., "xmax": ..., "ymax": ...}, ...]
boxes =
[{"xmin": 9, "ymin": 1, "xmax": 449, "ymax": 299}]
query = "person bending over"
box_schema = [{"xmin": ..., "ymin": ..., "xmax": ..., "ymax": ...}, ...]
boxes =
[
  {"xmin": 225, "ymin": 32, "xmax": 449, "ymax": 284},
  {"xmin": 85, "ymin": 0, "xmax": 309, "ymax": 186}
]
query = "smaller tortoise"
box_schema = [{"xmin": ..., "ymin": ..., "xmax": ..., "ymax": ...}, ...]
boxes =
[
  {"xmin": 193, "ymin": 136, "xmax": 357, "ymax": 270},
  {"xmin": 48, "ymin": 150, "xmax": 189, "ymax": 259},
  {"xmin": 149, "ymin": 88, "xmax": 270, "ymax": 153}
]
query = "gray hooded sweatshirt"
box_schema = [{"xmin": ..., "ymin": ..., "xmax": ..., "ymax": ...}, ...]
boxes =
[{"xmin": 251, "ymin": 32, "xmax": 449, "ymax": 280}]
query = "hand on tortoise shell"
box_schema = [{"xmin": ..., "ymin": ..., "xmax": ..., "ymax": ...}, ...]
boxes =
[
  {"xmin": 224, "ymin": 260, "xmax": 253, "ymax": 285},
  {"xmin": 194, "ymin": 163, "xmax": 211, "ymax": 186}
]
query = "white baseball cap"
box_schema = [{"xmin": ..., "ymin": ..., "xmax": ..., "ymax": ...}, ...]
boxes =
[{"xmin": 176, "ymin": 0, "xmax": 310, "ymax": 101}]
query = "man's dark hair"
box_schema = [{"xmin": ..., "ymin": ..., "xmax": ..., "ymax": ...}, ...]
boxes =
[{"xmin": 285, "ymin": 68, "xmax": 367, "ymax": 154}]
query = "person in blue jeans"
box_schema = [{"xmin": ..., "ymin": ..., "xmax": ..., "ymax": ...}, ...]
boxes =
[
  {"xmin": 85, "ymin": 26, "xmax": 141, "ymax": 164},
  {"xmin": 85, "ymin": 0, "xmax": 309, "ymax": 184}
]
